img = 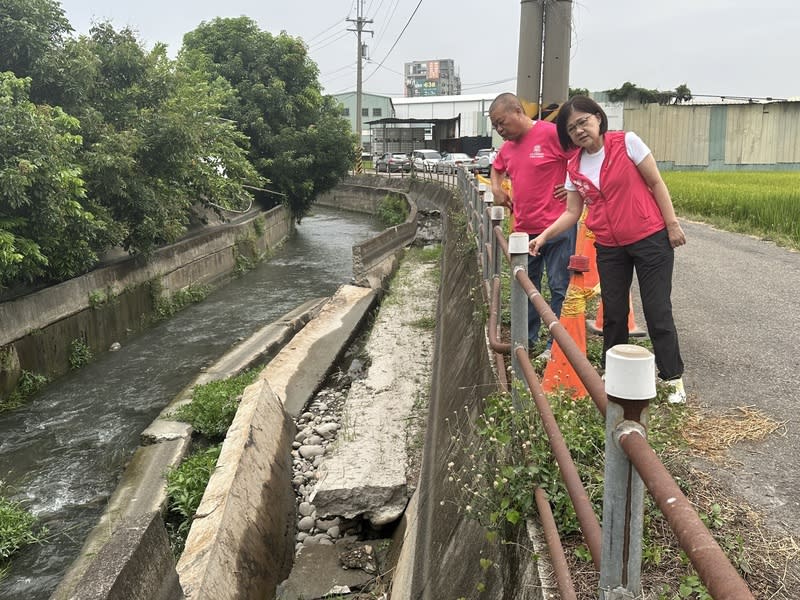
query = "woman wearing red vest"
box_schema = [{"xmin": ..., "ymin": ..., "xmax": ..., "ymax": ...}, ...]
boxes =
[{"xmin": 529, "ymin": 95, "xmax": 687, "ymax": 403}]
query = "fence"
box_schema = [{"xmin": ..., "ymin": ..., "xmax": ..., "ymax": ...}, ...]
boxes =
[{"xmin": 449, "ymin": 168, "xmax": 756, "ymax": 599}]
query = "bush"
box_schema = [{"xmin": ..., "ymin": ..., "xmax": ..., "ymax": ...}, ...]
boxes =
[
  {"xmin": 376, "ymin": 193, "xmax": 409, "ymax": 227},
  {"xmin": 171, "ymin": 369, "xmax": 258, "ymax": 440},
  {"xmin": 165, "ymin": 444, "xmax": 221, "ymax": 556}
]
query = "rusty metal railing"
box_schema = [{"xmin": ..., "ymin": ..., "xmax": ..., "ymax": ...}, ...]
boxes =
[{"xmin": 456, "ymin": 171, "xmax": 755, "ymax": 600}]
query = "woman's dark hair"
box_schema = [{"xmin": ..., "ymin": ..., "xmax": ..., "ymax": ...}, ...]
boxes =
[{"xmin": 555, "ymin": 95, "xmax": 609, "ymax": 151}]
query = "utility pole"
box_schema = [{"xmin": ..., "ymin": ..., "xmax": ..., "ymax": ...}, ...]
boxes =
[
  {"xmin": 517, "ymin": 0, "xmax": 572, "ymax": 117},
  {"xmin": 347, "ymin": 1, "xmax": 373, "ymax": 173}
]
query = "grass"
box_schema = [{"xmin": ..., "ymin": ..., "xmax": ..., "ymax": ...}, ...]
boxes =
[
  {"xmin": 0, "ymin": 496, "xmax": 46, "ymax": 583},
  {"xmin": 663, "ymin": 171, "xmax": 800, "ymax": 249},
  {"xmin": 170, "ymin": 369, "xmax": 259, "ymax": 440}
]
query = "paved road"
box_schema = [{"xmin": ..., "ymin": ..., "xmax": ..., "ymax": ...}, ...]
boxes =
[{"xmin": 671, "ymin": 219, "xmax": 800, "ymax": 535}]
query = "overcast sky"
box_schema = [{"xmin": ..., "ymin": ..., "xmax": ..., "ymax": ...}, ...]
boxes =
[{"xmin": 57, "ymin": 0, "xmax": 800, "ymax": 101}]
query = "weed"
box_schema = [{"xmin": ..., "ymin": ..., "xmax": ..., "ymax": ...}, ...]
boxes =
[
  {"xmin": 165, "ymin": 445, "xmax": 221, "ymax": 556},
  {"xmin": 0, "ymin": 496, "xmax": 46, "ymax": 582},
  {"xmin": 170, "ymin": 369, "xmax": 258, "ymax": 440},
  {"xmin": 252, "ymin": 215, "xmax": 266, "ymax": 237},
  {"xmin": 410, "ymin": 316, "xmax": 436, "ymax": 330},
  {"xmin": 154, "ymin": 284, "xmax": 210, "ymax": 320},
  {"xmin": 376, "ymin": 192, "xmax": 409, "ymax": 227},
  {"xmin": 1, "ymin": 371, "xmax": 49, "ymax": 413},
  {"xmin": 68, "ymin": 337, "xmax": 92, "ymax": 370}
]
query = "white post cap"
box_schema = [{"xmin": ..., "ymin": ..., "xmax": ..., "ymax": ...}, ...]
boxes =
[
  {"xmin": 483, "ymin": 190, "xmax": 494, "ymax": 204},
  {"xmin": 508, "ymin": 232, "xmax": 529, "ymax": 254},
  {"xmin": 478, "ymin": 182, "xmax": 487, "ymax": 192},
  {"xmin": 490, "ymin": 206, "xmax": 505, "ymax": 220},
  {"xmin": 605, "ymin": 344, "xmax": 656, "ymax": 400}
]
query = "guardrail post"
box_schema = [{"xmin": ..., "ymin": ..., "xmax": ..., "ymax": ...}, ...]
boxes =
[
  {"xmin": 490, "ymin": 206, "xmax": 505, "ymax": 279},
  {"xmin": 600, "ymin": 344, "xmax": 654, "ymax": 599},
  {"xmin": 481, "ymin": 192, "xmax": 494, "ymax": 281},
  {"xmin": 509, "ymin": 232, "xmax": 530, "ymax": 407}
]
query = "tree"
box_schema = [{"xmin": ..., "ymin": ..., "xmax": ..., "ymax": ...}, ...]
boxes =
[
  {"xmin": 181, "ymin": 17, "xmax": 356, "ymax": 221},
  {"xmin": 0, "ymin": 0, "xmax": 72, "ymax": 79},
  {"xmin": 605, "ymin": 81, "xmax": 692, "ymax": 105},
  {"xmin": 0, "ymin": 73, "xmax": 117, "ymax": 287}
]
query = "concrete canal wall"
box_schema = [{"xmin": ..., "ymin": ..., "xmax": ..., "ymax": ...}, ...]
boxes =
[{"xmin": 0, "ymin": 206, "xmax": 292, "ymax": 398}]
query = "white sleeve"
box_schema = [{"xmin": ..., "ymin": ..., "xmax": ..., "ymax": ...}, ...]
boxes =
[
  {"xmin": 564, "ymin": 173, "xmax": 576, "ymax": 191},
  {"xmin": 625, "ymin": 131, "xmax": 651, "ymax": 165}
]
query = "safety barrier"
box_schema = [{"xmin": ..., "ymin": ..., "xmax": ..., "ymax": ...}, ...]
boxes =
[{"xmin": 455, "ymin": 169, "xmax": 755, "ymax": 600}]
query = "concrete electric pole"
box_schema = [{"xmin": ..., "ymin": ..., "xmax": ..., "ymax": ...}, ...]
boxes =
[
  {"xmin": 347, "ymin": 1, "xmax": 373, "ymax": 173},
  {"xmin": 517, "ymin": 0, "xmax": 572, "ymax": 118}
]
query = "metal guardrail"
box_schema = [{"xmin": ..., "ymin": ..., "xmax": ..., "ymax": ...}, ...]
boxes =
[{"xmin": 454, "ymin": 169, "xmax": 755, "ymax": 600}]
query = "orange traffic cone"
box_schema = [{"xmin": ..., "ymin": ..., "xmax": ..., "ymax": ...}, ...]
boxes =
[
  {"xmin": 542, "ymin": 273, "xmax": 590, "ymax": 399},
  {"xmin": 587, "ymin": 295, "xmax": 646, "ymax": 337},
  {"xmin": 580, "ymin": 225, "xmax": 600, "ymax": 291}
]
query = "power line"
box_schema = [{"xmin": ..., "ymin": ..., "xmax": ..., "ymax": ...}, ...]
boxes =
[{"xmin": 363, "ymin": 0, "xmax": 423, "ymax": 84}]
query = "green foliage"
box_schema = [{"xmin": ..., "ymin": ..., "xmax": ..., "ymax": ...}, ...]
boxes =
[
  {"xmin": 663, "ymin": 171, "xmax": 800, "ymax": 249},
  {"xmin": 0, "ymin": 495, "xmax": 45, "ymax": 576},
  {"xmin": 605, "ymin": 81, "xmax": 692, "ymax": 105},
  {"xmin": 0, "ymin": 72, "xmax": 115, "ymax": 287},
  {"xmin": 171, "ymin": 369, "xmax": 258, "ymax": 440},
  {"xmin": 0, "ymin": 0, "xmax": 72, "ymax": 81},
  {"xmin": 153, "ymin": 284, "xmax": 209, "ymax": 320},
  {"xmin": 68, "ymin": 337, "xmax": 92, "ymax": 369},
  {"xmin": 1, "ymin": 370, "xmax": 48, "ymax": 413},
  {"xmin": 165, "ymin": 444, "xmax": 221, "ymax": 555},
  {"xmin": 376, "ymin": 193, "xmax": 409, "ymax": 227},
  {"xmin": 181, "ymin": 17, "xmax": 356, "ymax": 221}
]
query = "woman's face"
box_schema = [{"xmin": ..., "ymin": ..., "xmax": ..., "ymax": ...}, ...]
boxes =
[{"xmin": 565, "ymin": 110, "xmax": 602, "ymax": 151}]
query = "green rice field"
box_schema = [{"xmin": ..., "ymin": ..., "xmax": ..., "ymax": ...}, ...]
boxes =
[{"xmin": 662, "ymin": 171, "xmax": 800, "ymax": 250}]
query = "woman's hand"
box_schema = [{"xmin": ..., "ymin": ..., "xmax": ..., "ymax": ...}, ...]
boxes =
[{"xmin": 666, "ymin": 221, "xmax": 686, "ymax": 248}]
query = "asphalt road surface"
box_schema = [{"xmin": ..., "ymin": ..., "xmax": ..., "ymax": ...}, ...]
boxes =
[{"xmin": 671, "ymin": 219, "xmax": 800, "ymax": 536}]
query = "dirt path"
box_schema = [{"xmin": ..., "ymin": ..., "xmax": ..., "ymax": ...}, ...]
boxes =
[{"xmin": 670, "ymin": 220, "xmax": 800, "ymax": 535}]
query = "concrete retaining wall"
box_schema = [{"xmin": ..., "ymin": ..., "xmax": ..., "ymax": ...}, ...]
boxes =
[
  {"xmin": 316, "ymin": 176, "xmax": 419, "ymax": 288},
  {"xmin": 0, "ymin": 207, "xmax": 292, "ymax": 395},
  {"xmin": 176, "ymin": 378, "xmax": 296, "ymax": 600},
  {"xmin": 392, "ymin": 181, "xmax": 543, "ymax": 599}
]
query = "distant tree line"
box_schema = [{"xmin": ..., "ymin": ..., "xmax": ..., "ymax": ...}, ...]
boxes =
[
  {"xmin": 569, "ymin": 83, "xmax": 692, "ymax": 105},
  {"xmin": 0, "ymin": 1, "xmax": 356, "ymax": 290}
]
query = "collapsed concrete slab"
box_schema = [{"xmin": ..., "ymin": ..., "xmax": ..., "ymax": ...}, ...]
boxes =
[
  {"xmin": 176, "ymin": 378, "xmax": 295, "ymax": 600},
  {"xmin": 260, "ymin": 285, "xmax": 378, "ymax": 417},
  {"xmin": 275, "ymin": 542, "xmax": 387, "ymax": 600},
  {"xmin": 312, "ymin": 257, "xmax": 438, "ymax": 527}
]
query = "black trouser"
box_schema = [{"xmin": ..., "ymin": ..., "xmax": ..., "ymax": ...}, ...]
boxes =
[{"xmin": 595, "ymin": 228, "xmax": 684, "ymax": 380}]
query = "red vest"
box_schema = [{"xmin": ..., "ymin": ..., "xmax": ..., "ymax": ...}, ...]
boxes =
[{"xmin": 567, "ymin": 131, "xmax": 665, "ymax": 246}]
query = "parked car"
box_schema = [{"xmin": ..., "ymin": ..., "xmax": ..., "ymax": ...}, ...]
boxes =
[
  {"xmin": 435, "ymin": 152, "xmax": 476, "ymax": 174},
  {"xmin": 374, "ymin": 153, "xmax": 411, "ymax": 173},
  {"xmin": 474, "ymin": 148, "xmax": 496, "ymax": 175},
  {"xmin": 411, "ymin": 149, "xmax": 442, "ymax": 171}
]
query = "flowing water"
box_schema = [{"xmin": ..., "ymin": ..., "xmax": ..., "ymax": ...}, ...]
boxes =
[{"xmin": 0, "ymin": 206, "xmax": 383, "ymax": 600}]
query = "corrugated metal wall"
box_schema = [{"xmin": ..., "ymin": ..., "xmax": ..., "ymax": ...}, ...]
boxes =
[{"xmin": 620, "ymin": 101, "xmax": 800, "ymax": 170}]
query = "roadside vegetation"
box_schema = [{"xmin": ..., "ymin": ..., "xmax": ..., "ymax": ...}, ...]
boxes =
[{"xmin": 448, "ymin": 332, "xmax": 794, "ymax": 598}]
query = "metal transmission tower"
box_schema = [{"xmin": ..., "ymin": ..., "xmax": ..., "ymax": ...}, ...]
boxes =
[
  {"xmin": 517, "ymin": 0, "xmax": 572, "ymax": 117},
  {"xmin": 347, "ymin": 1, "xmax": 373, "ymax": 173}
]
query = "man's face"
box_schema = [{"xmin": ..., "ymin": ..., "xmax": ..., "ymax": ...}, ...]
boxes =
[{"xmin": 490, "ymin": 105, "xmax": 526, "ymax": 141}]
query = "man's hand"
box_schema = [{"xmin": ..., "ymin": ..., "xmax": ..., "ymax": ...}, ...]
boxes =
[
  {"xmin": 529, "ymin": 234, "xmax": 546, "ymax": 256},
  {"xmin": 493, "ymin": 188, "xmax": 512, "ymax": 210},
  {"xmin": 553, "ymin": 184, "xmax": 568, "ymax": 202}
]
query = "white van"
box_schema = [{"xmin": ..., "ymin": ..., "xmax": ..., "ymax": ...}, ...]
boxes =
[{"xmin": 411, "ymin": 149, "xmax": 442, "ymax": 171}]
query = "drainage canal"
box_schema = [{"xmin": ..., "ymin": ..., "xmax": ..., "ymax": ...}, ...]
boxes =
[{"xmin": 0, "ymin": 206, "xmax": 384, "ymax": 600}]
